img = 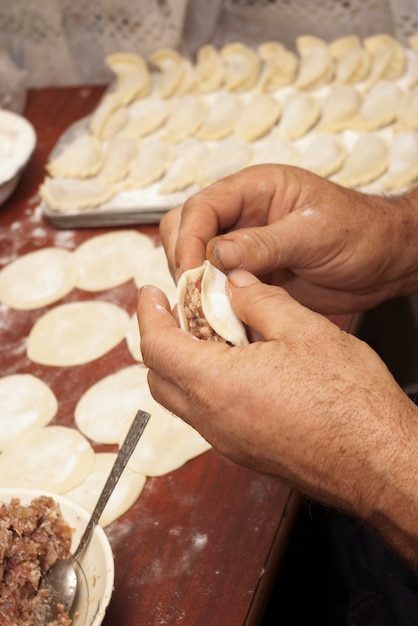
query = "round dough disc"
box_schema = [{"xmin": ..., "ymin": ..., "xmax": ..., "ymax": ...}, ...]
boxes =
[
  {"xmin": 0, "ymin": 247, "xmax": 76, "ymax": 310},
  {"xmin": 75, "ymin": 364, "xmax": 152, "ymax": 444},
  {"xmin": 0, "ymin": 425, "xmax": 94, "ymax": 493},
  {"xmin": 125, "ymin": 396, "xmax": 211, "ymax": 477},
  {"xmin": 133, "ymin": 245, "xmax": 177, "ymax": 306},
  {"xmin": 27, "ymin": 300, "xmax": 129, "ymax": 366},
  {"xmin": 64, "ymin": 452, "xmax": 147, "ymax": 527},
  {"xmin": 0, "ymin": 373, "xmax": 58, "ymax": 450},
  {"xmin": 73, "ymin": 230, "xmax": 154, "ymax": 292}
]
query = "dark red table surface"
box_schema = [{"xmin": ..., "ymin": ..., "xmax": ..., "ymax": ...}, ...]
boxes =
[{"xmin": 0, "ymin": 86, "xmax": 352, "ymax": 625}]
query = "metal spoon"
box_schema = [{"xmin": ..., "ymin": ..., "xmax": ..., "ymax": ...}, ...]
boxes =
[{"xmin": 41, "ymin": 409, "xmax": 151, "ymax": 620}]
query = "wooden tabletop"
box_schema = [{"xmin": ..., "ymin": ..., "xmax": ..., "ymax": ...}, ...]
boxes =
[{"xmin": 0, "ymin": 86, "xmax": 352, "ymax": 626}]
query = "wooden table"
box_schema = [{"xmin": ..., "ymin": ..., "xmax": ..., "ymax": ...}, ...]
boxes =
[{"xmin": 0, "ymin": 87, "xmax": 351, "ymax": 626}]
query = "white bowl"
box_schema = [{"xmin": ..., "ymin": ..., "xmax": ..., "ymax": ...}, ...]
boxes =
[
  {"xmin": 0, "ymin": 487, "xmax": 114, "ymax": 626},
  {"xmin": 0, "ymin": 109, "xmax": 36, "ymax": 205}
]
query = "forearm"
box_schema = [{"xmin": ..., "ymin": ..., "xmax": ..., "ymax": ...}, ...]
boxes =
[{"xmin": 388, "ymin": 187, "xmax": 418, "ymax": 300}]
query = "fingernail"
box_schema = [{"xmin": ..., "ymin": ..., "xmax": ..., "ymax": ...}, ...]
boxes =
[
  {"xmin": 211, "ymin": 239, "xmax": 242, "ymax": 271},
  {"xmin": 228, "ymin": 269, "xmax": 258, "ymax": 287}
]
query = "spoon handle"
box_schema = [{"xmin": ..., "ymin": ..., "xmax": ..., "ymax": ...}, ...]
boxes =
[{"xmin": 69, "ymin": 409, "xmax": 151, "ymax": 564}]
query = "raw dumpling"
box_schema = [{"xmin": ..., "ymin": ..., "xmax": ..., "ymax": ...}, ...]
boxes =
[
  {"xmin": 198, "ymin": 137, "xmax": 252, "ymax": 187},
  {"xmin": 106, "ymin": 52, "xmax": 151, "ymax": 103},
  {"xmin": 122, "ymin": 96, "xmax": 171, "ymax": 139},
  {"xmin": 220, "ymin": 42, "xmax": 260, "ymax": 91},
  {"xmin": 160, "ymin": 94, "xmax": 207, "ymax": 142},
  {"xmin": 316, "ymin": 83, "xmax": 363, "ymax": 132},
  {"xmin": 99, "ymin": 105, "xmax": 130, "ymax": 141},
  {"xmin": 40, "ymin": 176, "xmax": 114, "ymax": 212},
  {"xmin": 196, "ymin": 92, "xmax": 241, "ymax": 141},
  {"xmin": 257, "ymin": 42, "xmax": 298, "ymax": 91},
  {"xmin": 89, "ymin": 94, "xmax": 122, "ymax": 140},
  {"xmin": 148, "ymin": 49, "xmax": 188, "ymax": 99},
  {"xmin": 334, "ymin": 133, "xmax": 388, "ymax": 188},
  {"xmin": 123, "ymin": 139, "xmax": 175, "ymax": 189},
  {"xmin": 296, "ymin": 133, "xmax": 346, "ymax": 178},
  {"xmin": 194, "ymin": 44, "xmax": 225, "ymax": 93},
  {"xmin": 294, "ymin": 36, "xmax": 333, "ymax": 89},
  {"xmin": 251, "ymin": 133, "xmax": 299, "ymax": 166},
  {"xmin": 347, "ymin": 81, "xmax": 403, "ymax": 131},
  {"xmin": 98, "ymin": 135, "xmax": 138, "ymax": 184},
  {"xmin": 158, "ymin": 138, "xmax": 209, "ymax": 193},
  {"xmin": 383, "ymin": 131, "xmax": 418, "ymax": 191},
  {"xmin": 394, "ymin": 85, "xmax": 418, "ymax": 131},
  {"xmin": 277, "ymin": 92, "xmax": 321, "ymax": 140},
  {"xmin": 329, "ymin": 35, "xmax": 371, "ymax": 84},
  {"xmin": 234, "ymin": 93, "xmax": 281, "ymax": 141},
  {"xmin": 364, "ymin": 34, "xmax": 407, "ymax": 86},
  {"xmin": 46, "ymin": 134, "xmax": 102, "ymax": 178}
]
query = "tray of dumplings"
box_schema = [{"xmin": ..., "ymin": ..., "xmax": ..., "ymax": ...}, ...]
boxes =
[{"xmin": 40, "ymin": 34, "xmax": 418, "ymax": 228}]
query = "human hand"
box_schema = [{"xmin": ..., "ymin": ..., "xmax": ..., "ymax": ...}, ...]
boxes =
[
  {"xmin": 160, "ymin": 164, "xmax": 418, "ymax": 314},
  {"xmin": 138, "ymin": 270, "xmax": 418, "ymax": 564}
]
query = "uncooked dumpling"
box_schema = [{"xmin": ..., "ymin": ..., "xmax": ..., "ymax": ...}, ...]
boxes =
[
  {"xmin": 148, "ymin": 49, "xmax": 187, "ymax": 99},
  {"xmin": 0, "ymin": 247, "xmax": 76, "ymax": 310},
  {"xmin": 194, "ymin": 44, "xmax": 225, "ymax": 93},
  {"xmin": 383, "ymin": 130, "xmax": 418, "ymax": 191},
  {"xmin": 364, "ymin": 34, "xmax": 407, "ymax": 86},
  {"xmin": 316, "ymin": 83, "xmax": 362, "ymax": 132},
  {"xmin": 122, "ymin": 96, "xmax": 171, "ymax": 139},
  {"xmin": 98, "ymin": 135, "xmax": 138, "ymax": 184},
  {"xmin": 257, "ymin": 42, "xmax": 298, "ymax": 91},
  {"xmin": 348, "ymin": 81, "xmax": 403, "ymax": 131},
  {"xmin": 40, "ymin": 176, "xmax": 114, "ymax": 212},
  {"xmin": 234, "ymin": 93, "xmax": 281, "ymax": 141},
  {"xmin": 196, "ymin": 92, "xmax": 241, "ymax": 141},
  {"xmin": 220, "ymin": 42, "xmax": 260, "ymax": 91},
  {"xmin": 251, "ymin": 133, "xmax": 299, "ymax": 166},
  {"xmin": 297, "ymin": 133, "xmax": 346, "ymax": 178},
  {"xmin": 73, "ymin": 230, "xmax": 154, "ymax": 291},
  {"xmin": 89, "ymin": 94, "xmax": 124, "ymax": 140},
  {"xmin": 46, "ymin": 134, "xmax": 102, "ymax": 178},
  {"xmin": 394, "ymin": 85, "xmax": 418, "ymax": 131},
  {"xmin": 0, "ymin": 426, "xmax": 94, "ymax": 493},
  {"xmin": 277, "ymin": 92, "xmax": 321, "ymax": 139},
  {"xmin": 160, "ymin": 94, "xmax": 207, "ymax": 142},
  {"xmin": 329, "ymin": 35, "xmax": 371, "ymax": 84},
  {"xmin": 123, "ymin": 139, "xmax": 175, "ymax": 188},
  {"xmin": 334, "ymin": 133, "xmax": 388, "ymax": 188},
  {"xmin": 64, "ymin": 452, "xmax": 147, "ymax": 527},
  {"xmin": 99, "ymin": 105, "xmax": 130, "ymax": 141},
  {"xmin": 0, "ymin": 373, "xmax": 58, "ymax": 450},
  {"xmin": 197, "ymin": 137, "xmax": 252, "ymax": 187},
  {"xmin": 158, "ymin": 138, "xmax": 209, "ymax": 193},
  {"xmin": 27, "ymin": 300, "xmax": 130, "ymax": 366},
  {"xmin": 106, "ymin": 52, "xmax": 151, "ymax": 103},
  {"xmin": 294, "ymin": 35, "xmax": 333, "ymax": 89}
]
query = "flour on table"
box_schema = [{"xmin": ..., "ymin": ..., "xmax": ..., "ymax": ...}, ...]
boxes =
[
  {"xmin": 27, "ymin": 300, "xmax": 129, "ymax": 366},
  {"xmin": 0, "ymin": 373, "xmax": 58, "ymax": 450},
  {"xmin": 0, "ymin": 425, "xmax": 94, "ymax": 493},
  {"xmin": 0, "ymin": 247, "xmax": 76, "ymax": 310}
]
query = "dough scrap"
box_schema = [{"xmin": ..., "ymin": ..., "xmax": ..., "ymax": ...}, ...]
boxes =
[
  {"xmin": 316, "ymin": 83, "xmax": 363, "ymax": 132},
  {"xmin": 0, "ymin": 247, "xmax": 76, "ymax": 310},
  {"xmin": 73, "ymin": 230, "xmax": 154, "ymax": 292},
  {"xmin": 0, "ymin": 374, "xmax": 58, "ymax": 451},
  {"xmin": 0, "ymin": 426, "xmax": 94, "ymax": 493},
  {"xmin": 123, "ymin": 139, "xmax": 175, "ymax": 189},
  {"xmin": 160, "ymin": 94, "xmax": 208, "ymax": 142},
  {"xmin": 334, "ymin": 133, "xmax": 388, "ymax": 188},
  {"xmin": 383, "ymin": 130, "xmax": 418, "ymax": 191},
  {"xmin": 195, "ymin": 44, "xmax": 225, "ymax": 93},
  {"xmin": 98, "ymin": 135, "xmax": 138, "ymax": 184},
  {"xmin": 158, "ymin": 138, "xmax": 209, "ymax": 194},
  {"xmin": 40, "ymin": 176, "xmax": 114, "ymax": 212},
  {"xmin": 234, "ymin": 93, "xmax": 281, "ymax": 141},
  {"xmin": 297, "ymin": 133, "xmax": 346, "ymax": 178},
  {"xmin": 220, "ymin": 42, "xmax": 260, "ymax": 92},
  {"xmin": 196, "ymin": 92, "xmax": 241, "ymax": 141},
  {"xmin": 277, "ymin": 92, "xmax": 321, "ymax": 140},
  {"xmin": 124, "ymin": 395, "xmax": 211, "ymax": 477},
  {"xmin": 74, "ymin": 365, "xmax": 152, "ymax": 444},
  {"xmin": 197, "ymin": 137, "xmax": 252, "ymax": 187},
  {"xmin": 133, "ymin": 245, "xmax": 177, "ymax": 306},
  {"xmin": 106, "ymin": 52, "xmax": 151, "ymax": 103},
  {"xmin": 46, "ymin": 134, "xmax": 102, "ymax": 179},
  {"xmin": 257, "ymin": 42, "xmax": 298, "ymax": 91},
  {"xmin": 64, "ymin": 452, "xmax": 147, "ymax": 527},
  {"xmin": 27, "ymin": 301, "xmax": 129, "ymax": 366}
]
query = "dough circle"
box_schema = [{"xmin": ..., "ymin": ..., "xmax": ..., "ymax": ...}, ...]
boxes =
[
  {"xmin": 0, "ymin": 425, "xmax": 94, "ymax": 493},
  {"xmin": 0, "ymin": 247, "xmax": 76, "ymax": 310},
  {"xmin": 73, "ymin": 230, "xmax": 154, "ymax": 292},
  {"xmin": 27, "ymin": 300, "xmax": 129, "ymax": 366},
  {"xmin": 64, "ymin": 452, "xmax": 147, "ymax": 527},
  {"xmin": 0, "ymin": 373, "xmax": 58, "ymax": 450}
]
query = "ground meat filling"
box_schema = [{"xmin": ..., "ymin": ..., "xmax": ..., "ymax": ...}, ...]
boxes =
[
  {"xmin": 0, "ymin": 496, "xmax": 73, "ymax": 626},
  {"xmin": 184, "ymin": 277, "xmax": 226, "ymax": 342}
]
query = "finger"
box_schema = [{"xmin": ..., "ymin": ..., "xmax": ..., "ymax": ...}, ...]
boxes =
[{"xmin": 227, "ymin": 269, "xmax": 327, "ymax": 340}]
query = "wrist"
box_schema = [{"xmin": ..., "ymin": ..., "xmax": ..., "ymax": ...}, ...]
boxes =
[{"xmin": 388, "ymin": 189, "xmax": 418, "ymax": 299}]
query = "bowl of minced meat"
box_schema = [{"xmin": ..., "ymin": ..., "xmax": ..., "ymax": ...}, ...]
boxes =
[{"xmin": 0, "ymin": 489, "xmax": 114, "ymax": 626}]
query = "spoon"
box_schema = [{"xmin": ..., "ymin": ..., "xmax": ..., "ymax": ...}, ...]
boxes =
[{"xmin": 41, "ymin": 409, "xmax": 151, "ymax": 620}]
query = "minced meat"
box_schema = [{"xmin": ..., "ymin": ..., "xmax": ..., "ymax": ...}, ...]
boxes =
[
  {"xmin": 0, "ymin": 496, "xmax": 73, "ymax": 626},
  {"xmin": 184, "ymin": 277, "xmax": 226, "ymax": 342}
]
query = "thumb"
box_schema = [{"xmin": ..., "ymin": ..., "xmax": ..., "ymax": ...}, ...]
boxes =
[{"xmin": 227, "ymin": 269, "xmax": 313, "ymax": 340}]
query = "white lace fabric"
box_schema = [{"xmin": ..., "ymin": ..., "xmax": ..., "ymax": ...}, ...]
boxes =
[{"xmin": 0, "ymin": 0, "xmax": 417, "ymax": 87}]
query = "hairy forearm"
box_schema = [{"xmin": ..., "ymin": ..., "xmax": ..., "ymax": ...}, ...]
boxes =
[{"xmin": 387, "ymin": 187, "xmax": 418, "ymax": 300}]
